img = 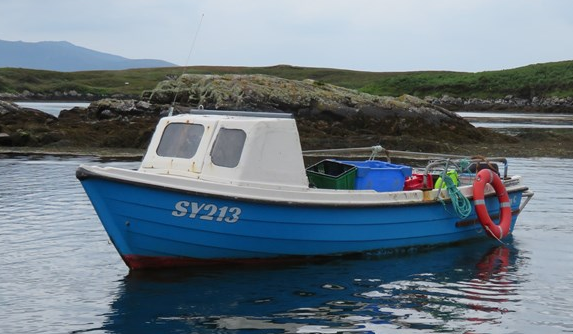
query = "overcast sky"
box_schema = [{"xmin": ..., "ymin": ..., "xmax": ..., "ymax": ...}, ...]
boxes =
[{"xmin": 1, "ymin": 0, "xmax": 572, "ymax": 72}]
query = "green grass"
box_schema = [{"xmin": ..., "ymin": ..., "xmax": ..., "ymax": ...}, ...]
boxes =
[
  {"xmin": 359, "ymin": 61, "xmax": 573, "ymax": 98},
  {"xmin": 2, "ymin": 60, "xmax": 573, "ymax": 99}
]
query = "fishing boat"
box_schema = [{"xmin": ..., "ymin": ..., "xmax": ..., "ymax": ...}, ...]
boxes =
[{"xmin": 77, "ymin": 110, "xmax": 534, "ymax": 270}]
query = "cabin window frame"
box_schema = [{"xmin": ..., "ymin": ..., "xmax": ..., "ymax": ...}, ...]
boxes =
[
  {"xmin": 156, "ymin": 123, "xmax": 205, "ymax": 159},
  {"xmin": 210, "ymin": 128, "xmax": 247, "ymax": 168}
]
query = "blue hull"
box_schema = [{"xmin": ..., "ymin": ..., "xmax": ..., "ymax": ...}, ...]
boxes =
[{"xmin": 79, "ymin": 173, "xmax": 524, "ymax": 269}]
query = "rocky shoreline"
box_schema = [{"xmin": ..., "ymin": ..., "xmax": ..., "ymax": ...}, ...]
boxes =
[
  {"xmin": 4, "ymin": 89, "xmax": 573, "ymax": 114},
  {"xmin": 1, "ymin": 74, "xmax": 572, "ymax": 159},
  {"xmin": 426, "ymin": 95, "xmax": 573, "ymax": 113},
  {"xmin": 0, "ymin": 91, "xmax": 132, "ymax": 102}
]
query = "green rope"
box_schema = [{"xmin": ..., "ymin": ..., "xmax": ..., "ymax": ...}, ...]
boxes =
[
  {"xmin": 458, "ymin": 158, "xmax": 472, "ymax": 173},
  {"xmin": 438, "ymin": 170, "xmax": 472, "ymax": 219}
]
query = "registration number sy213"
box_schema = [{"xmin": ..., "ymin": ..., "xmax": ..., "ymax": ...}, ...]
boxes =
[{"xmin": 172, "ymin": 200, "xmax": 242, "ymax": 223}]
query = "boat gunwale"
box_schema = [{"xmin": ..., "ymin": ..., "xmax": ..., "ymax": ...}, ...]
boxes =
[{"xmin": 76, "ymin": 165, "xmax": 529, "ymax": 208}]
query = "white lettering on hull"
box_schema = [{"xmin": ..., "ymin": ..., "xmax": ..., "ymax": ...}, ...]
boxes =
[{"xmin": 172, "ymin": 200, "xmax": 241, "ymax": 223}]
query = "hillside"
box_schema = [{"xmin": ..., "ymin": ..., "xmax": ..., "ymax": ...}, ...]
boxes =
[
  {"xmin": 360, "ymin": 61, "xmax": 573, "ymax": 99},
  {"xmin": 1, "ymin": 61, "xmax": 573, "ymax": 103},
  {"xmin": 0, "ymin": 40, "xmax": 176, "ymax": 72}
]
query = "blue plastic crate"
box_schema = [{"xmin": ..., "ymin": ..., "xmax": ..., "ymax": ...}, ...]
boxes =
[{"xmin": 337, "ymin": 160, "xmax": 412, "ymax": 192}]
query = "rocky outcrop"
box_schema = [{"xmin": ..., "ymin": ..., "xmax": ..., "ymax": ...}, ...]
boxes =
[
  {"xmin": 0, "ymin": 100, "xmax": 58, "ymax": 146},
  {"xmin": 143, "ymin": 74, "xmax": 493, "ymax": 149},
  {"xmin": 1, "ymin": 74, "xmax": 514, "ymax": 152},
  {"xmin": 1, "ymin": 99, "xmax": 164, "ymax": 148},
  {"xmin": 146, "ymin": 74, "xmax": 461, "ymax": 122},
  {"xmin": 59, "ymin": 99, "xmax": 165, "ymax": 122},
  {"xmin": 427, "ymin": 95, "xmax": 573, "ymax": 112}
]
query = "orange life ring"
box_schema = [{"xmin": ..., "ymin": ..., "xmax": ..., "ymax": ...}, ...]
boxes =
[{"xmin": 472, "ymin": 169, "xmax": 512, "ymax": 240}]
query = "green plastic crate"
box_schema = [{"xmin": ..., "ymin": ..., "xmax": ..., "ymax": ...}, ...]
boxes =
[{"xmin": 306, "ymin": 160, "xmax": 357, "ymax": 190}]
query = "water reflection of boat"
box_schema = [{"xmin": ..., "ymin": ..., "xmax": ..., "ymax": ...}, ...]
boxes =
[
  {"xmin": 98, "ymin": 241, "xmax": 521, "ymax": 334},
  {"xmin": 76, "ymin": 110, "xmax": 533, "ymax": 270}
]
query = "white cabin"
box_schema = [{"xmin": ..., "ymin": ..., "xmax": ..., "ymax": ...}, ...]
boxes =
[{"xmin": 139, "ymin": 111, "xmax": 310, "ymax": 190}]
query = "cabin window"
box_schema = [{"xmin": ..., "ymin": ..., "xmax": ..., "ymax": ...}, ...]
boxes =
[
  {"xmin": 210, "ymin": 128, "xmax": 246, "ymax": 168},
  {"xmin": 156, "ymin": 123, "xmax": 204, "ymax": 159}
]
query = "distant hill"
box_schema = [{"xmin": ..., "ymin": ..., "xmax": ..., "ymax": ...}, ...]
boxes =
[
  {"xmin": 0, "ymin": 39, "xmax": 177, "ymax": 72},
  {"xmin": 2, "ymin": 61, "xmax": 573, "ymax": 102}
]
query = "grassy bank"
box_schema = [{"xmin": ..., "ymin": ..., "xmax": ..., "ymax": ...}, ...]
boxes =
[{"xmin": 2, "ymin": 60, "xmax": 573, "ymax": 99}]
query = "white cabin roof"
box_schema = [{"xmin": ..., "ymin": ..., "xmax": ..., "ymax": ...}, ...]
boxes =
[{"xmin": 139, "ymin": 111, "xmax": 309, "ymax": 190}]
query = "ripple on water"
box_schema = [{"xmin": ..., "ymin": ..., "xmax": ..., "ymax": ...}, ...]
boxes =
[
  {"xmin": 0, "ymin": 157, "xmax": 138, "ymax": 334},
  {"xmin": 1, "ymin": 156, "xmax": 573, "ymax": 334}
]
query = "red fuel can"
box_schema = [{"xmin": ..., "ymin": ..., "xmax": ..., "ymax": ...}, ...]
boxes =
[{"xmin": 404, "ymin": 173, "xmax": 433, "ymax": 190}]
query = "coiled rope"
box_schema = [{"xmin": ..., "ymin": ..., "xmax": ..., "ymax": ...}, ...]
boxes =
[{"xmin": 437, "ymin": 159, "xmax": 472, "ymax": 219}]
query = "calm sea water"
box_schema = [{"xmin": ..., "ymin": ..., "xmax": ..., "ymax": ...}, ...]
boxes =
[
  {"xmin": 457, "ymin": 112, "xmax": 573, "ymax": 129},
  {"xmin": 1, "ymin": 155, "xmax": 572, "ymax": 334}
]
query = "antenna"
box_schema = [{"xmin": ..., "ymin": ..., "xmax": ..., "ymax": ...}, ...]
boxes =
[{"xmin": 169, "ymin": 13, "xmax": 205, "ymax": 116}]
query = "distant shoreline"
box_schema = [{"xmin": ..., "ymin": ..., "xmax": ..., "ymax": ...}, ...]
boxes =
[
  {"xmin": 0, "ymin": 147, "xmax": 145, "ymax": 160},
  {"xmin": 6, "ymin": 95, "xmax": 573, "ymax": 114},
  {"xmin": 3, "ymin": 61, "xmax": 573, "ymax": 112}
]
